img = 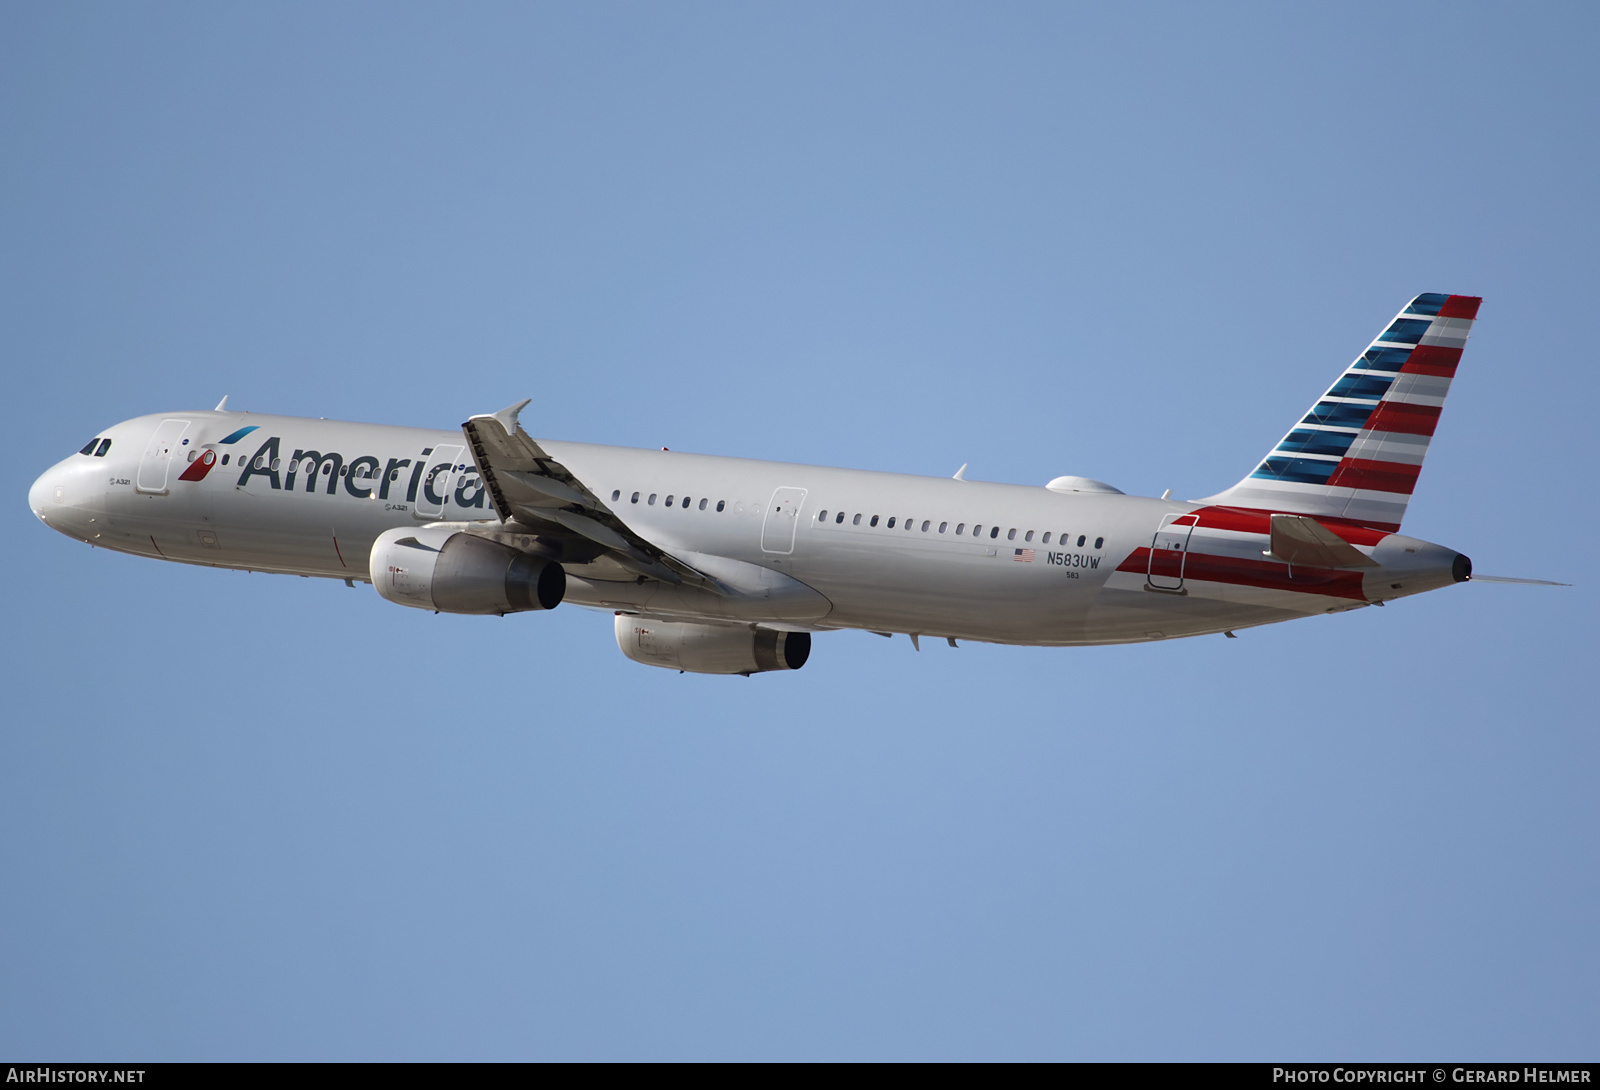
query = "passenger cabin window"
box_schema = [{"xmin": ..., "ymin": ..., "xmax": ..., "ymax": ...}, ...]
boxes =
[
  {"xmin": 716, "ymin": 500, "xmax": 725, "ymax": 512},
  {"xmin": 939, "ymin": 522, "xmax": 948, "ymax": 533},
  {"xmin": 699, "ymin": 498, "xmax": 707, "ymax": 510},
  {"xmin": 956, "ymin": 523, "xmax": 965, "ymax": 534},
  {"xmin": 887, "ymin": 517, "xmax": 896, "ymax": 528},
  {"xmin": 990, "ymin": 526, "xmax": 1000, "ymax": 539},
  {"xmin": 665, "ymin": 495, "xmax": 674, "ymax": 506},
  {"xmin": 921, "ymin": 520, "xmax": 930, "ymax": 532},
  {"xmin": 852, "ymin": 514, "xmax": 862, "ymax": 526},
  {"xmin": 611, "ymin": 489, "xmax": 621, "ymax": 501},
  {"xmin": 648, "ymin": 494, "xmax": 657, "ymax": 505},
  {"xmin": 1042, "ymin": 532, "xmax": 1052, "ymax": 544},
  {"xmin": 1095, "ymin": 537, "xmax": 1104, "ymax": 549},
  {"xmin": 682, "ymin": 496, "xmax": 691, "ymax": 508},
  {"xmin": 1007, "ymin": 529, "xmax": 1016, "ymax": 540},
  {"xmin": 1024, "ymin": 530, "xmax": 1033, "ymax": 542},
  {"xmin": 631, "ymin": 491, "xmax": 640, "ymax": 503},
  {"xmin": 836, "ymin": 512, "xmax": 845, "ymax": 524},
  {"xmin": 869, "ymin": 515, "xmax": 879, "ymax": 527},
  {"xmin": 1077, "ymin": 535, "xmax": 1086, "ymax": 547}
]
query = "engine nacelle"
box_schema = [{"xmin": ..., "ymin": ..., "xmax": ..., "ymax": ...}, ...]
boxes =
[
  {"xmin": 614, "ymin": 614, "xmax": 811, "ymax": 675},
  {"xmin": 370, "ymin": 526, "xmax": 565, "ymax": 614}
]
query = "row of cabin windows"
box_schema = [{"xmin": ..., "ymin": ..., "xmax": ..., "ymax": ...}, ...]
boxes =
[
  {"xmin": 600, "ymin": 486, "xmax": 1105, "ymax": 551},
  {"xmin": 78, "ymin": 438, "xmax": 113, "ymax": 457},
  {"xmin": 613, "ymin": 489, "xmax": 728, "ymax": 513},
  {"xmin": 815, "ymin": 509, "xmax": 1103, "ymax": 549}
]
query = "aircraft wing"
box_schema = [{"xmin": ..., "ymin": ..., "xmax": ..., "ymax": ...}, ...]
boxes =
[{"xmin": 461, "ymin": 400, "xmax": 728, "ymax": 592}]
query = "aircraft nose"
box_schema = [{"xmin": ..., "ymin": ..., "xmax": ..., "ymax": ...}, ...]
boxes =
[
  {"xmin": 28, "ymin": 464, "xmax": 64, "ymax": 522},
  {"xmin": 28, "ymin": 458, "xmax": 94, "ymax": 534}
]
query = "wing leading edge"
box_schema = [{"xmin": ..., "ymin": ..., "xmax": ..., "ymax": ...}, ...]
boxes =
[{"xmin": 460, "ymin": 400, "xmax": 730, "ymax": 593}]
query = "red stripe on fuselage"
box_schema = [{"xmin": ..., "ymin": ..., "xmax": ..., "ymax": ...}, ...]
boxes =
[
  {"xmin": 1187, "ymin": 506, "xmax": 1393, "ymax": 544},
  {"xmin": 1116, "ymin": 548, "xmax": 1369, "ymax": 601}
]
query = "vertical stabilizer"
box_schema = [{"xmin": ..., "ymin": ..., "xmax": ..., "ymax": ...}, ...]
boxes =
[{"xmin": 1200, "ymin": 293, "xmax": 1480, "ymax": 531}]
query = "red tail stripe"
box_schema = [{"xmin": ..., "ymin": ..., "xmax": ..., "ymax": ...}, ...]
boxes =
[
  {"xmin": 1437, "ymin": 295, "xmax": 1482, "ymax": 320},
  {"xmin": 1363, "ymin": 400, "xmax": 1441, "ymax": 437},
  {"xmin": 1327, "ymin": 459, "xmax": 1422, "ymax": 494},
  {"xmin": 1400, "ymin": 345, "xmax": 1462, "ymax": 378}
]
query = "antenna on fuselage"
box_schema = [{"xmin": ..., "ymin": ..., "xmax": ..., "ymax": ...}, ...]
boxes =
[{"xmin": 214, "ymin": 395, "xmax": 230, "ymax": 412}]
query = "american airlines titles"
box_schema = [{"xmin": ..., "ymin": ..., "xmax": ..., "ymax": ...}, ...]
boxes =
[{"xmin": 234, "ymin": 437, "xmax": 486, "ymax": 510}]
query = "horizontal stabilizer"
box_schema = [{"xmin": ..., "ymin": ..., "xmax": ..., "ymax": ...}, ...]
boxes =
[{"xmin": 1265, "ymin": 513, "xmax": 1378, "ymax": 568}]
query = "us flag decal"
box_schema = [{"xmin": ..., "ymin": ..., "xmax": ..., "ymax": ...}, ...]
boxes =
[{"xmin": 1013, "ymin": 549, "xmax": 1034, "ymax": 563}]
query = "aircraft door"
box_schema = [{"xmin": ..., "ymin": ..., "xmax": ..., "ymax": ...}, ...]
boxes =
[
  {"xmin": 1146, "ymin": 513, "xmax": 1197, "ymax": 590},
  {"xmin": 760, "ymin": 487, "xmax": 808, "ymax": 555},
  {"xmin": 415, "ymin": 443, "xmax": 465, "ymax": 520},
  {"xmin": 135, "ymin": 419, "xmax": 192, "ymax": 495}
]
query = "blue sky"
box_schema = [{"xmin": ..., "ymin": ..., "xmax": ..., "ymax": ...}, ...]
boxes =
[{"xmin": 3, "ymin": 2, "xmax": 1595, "ymax": 1060}]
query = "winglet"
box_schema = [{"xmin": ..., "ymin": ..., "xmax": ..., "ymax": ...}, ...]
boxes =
[
  {"xmin": 491, "ymin": 399, "xmax": 532, "ymax": 438},
  {"xmin": 214, "ymin": 395, "xmax": 230, "ymax": 412},
  {"xmin": 952, "ymin": 464, "xmax": 968, "ymax": 481}
]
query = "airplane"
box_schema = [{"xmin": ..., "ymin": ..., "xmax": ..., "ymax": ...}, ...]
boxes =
[{"xmin": 27, "ymin": 292, "xmax": 1557, "ymax": 675}]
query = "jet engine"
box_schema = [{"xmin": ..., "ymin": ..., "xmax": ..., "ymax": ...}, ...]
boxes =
[
  {"xmin": 370, "ymin": 526, "xmax": 564, "ymax": 614},
  {"xmin": 614, "ymin": 614, "xmax": 811, "ymax": 675}
]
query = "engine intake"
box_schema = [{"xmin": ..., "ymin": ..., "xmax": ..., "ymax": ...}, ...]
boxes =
[
  {"xmin": 614, "ymin": 615, "xmax": 811, "ymax": 675},
  {"xmin": 370, "ymin": 526, "xmax": 564, "ymax": 614}
]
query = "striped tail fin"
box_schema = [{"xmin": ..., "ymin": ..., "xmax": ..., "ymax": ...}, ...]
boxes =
[{"xmin": 1200, "ymin": 293, "xmax": 1481, "ymax": 532}]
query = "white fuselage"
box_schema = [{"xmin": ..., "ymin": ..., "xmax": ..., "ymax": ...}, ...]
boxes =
[{"xmin": 29, "ymin": 410, "xmax": 1468, "ymax": 647}]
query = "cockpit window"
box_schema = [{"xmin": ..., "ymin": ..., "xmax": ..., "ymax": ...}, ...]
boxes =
[
  {"xmin": 79, "ymin": 438, "xmax": 99, "ymax": 455},
  {"xmin": 95, "ymin": 439, "xmax": 112, "ymax": 456}
]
